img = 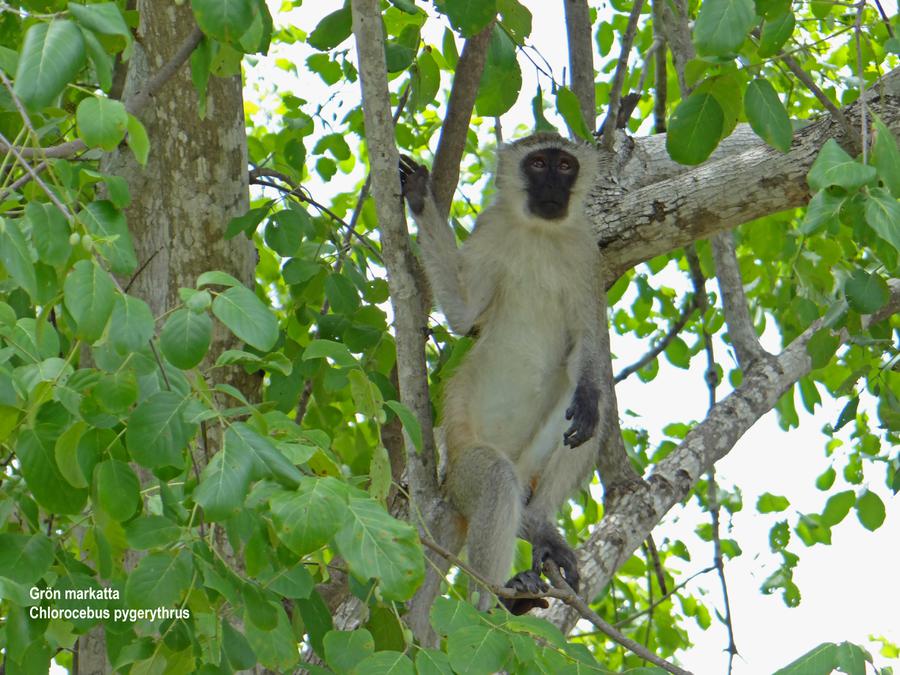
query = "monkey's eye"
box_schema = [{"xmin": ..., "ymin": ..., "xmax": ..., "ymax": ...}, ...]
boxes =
[
  {"xmin": 530, "ymin": 156, "xmax": 546, "ymax": 169},
  {"xmin": 558, "ymin": 159, "xmax": 572, "ymax": 172}
]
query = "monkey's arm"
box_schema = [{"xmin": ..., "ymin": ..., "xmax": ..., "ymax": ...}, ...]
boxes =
[
  {"xmin": 563, "ymin": 280, "xmax": 602, "ymax": 448},
  {"xmin": 399, "ymin": 156, "xmax": 493, "ymax": 335}
]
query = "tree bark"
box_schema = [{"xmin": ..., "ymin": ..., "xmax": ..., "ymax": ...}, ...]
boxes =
[{"xmin": 76, "ymin": 2, "xmax": 253, "ymax": 672}]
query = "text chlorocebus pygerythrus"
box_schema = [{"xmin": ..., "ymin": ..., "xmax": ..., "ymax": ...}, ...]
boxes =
[{"xmin": 400, "ymin": 133, "xmax": 604, "ymax": 614}]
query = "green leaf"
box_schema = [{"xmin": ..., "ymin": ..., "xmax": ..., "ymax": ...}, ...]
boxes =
[
  {"xmin": 94, "ymin": 459, "xmax": 140, "ymax": 521},
  {"xmin": 245, "ymin": 603, "xmax": 299, "ymax": 670},
  {"xmin": 14, "ymin": 20, "xmax": 86, "ymax": 109},
  {"xmin": 820, "ymin": 490, "xmax": 854, "ymax": 526},
  {"xmin": 264, "ymin": 210, "xmax": 304, "ymax": 256},
  {"xmin": 126, "ymin": 391, "xmax": 196, "ymax": 469},
  {"xmin": 269, "ymin": 478, "xmax": 349, "ymax": 556},
  {"xmin": 68, "ymin": 2, "xmax": 131, "ymax": 41},
  {"xmin": 447, "ymin": 624, "xmax": 511, "ymax": 675},
  {"xmin": 263, "ymin": 563, "xmax": 314, "ymax": 599},
  {"xmin": 212, "ymin": 285, "xmax": 278, "ymax": 351},
  {"xmin": 415, "ymin": 649, "xmax": 454, "ymax": 675},
  {"xmin": 844, "ymin": 268, "xmax": 888, "ymax": 314},
  {"xmin": 833, "ymin": 396, "xmax": 858, "ymax": 432},
  {"xmin": 160, "ymin": 308, "xmax": 212, "ymax": 370},
  {"xmin": 445, "ymin": 0, "xmax": 498, "ymax": 37},
  {"xmin": 0, "ymin": 534, "xmax": 54, "ymax": 584},
  {"xmin": 384, "ymin": 400, "xmax": 423, "ymax": 453},
  {"xmin": 79, "ymin": 200, "xmax": 137, "ymax": 275},
  {"xmin": 863, "ymin": 187, "xmax": 900, "ymax": 252},
  {"xmin": 76, "ymin": 96, "xmax": 128, "ymax": 150},
  {"xmin": 81, "ymin": 27, "xmax": 113, "ymax": 91},
  {"xmin": 351, "ymin": 652, "xmax": 415, "ymax": 675},
  {"xmin": 871, "ymin": 116, "xmax": 900, "ymax": 196},
  {"xmin": 0, "ymin": 218, "xmax": 38, "ymax": 299},
  {"xmin": 805, "ymin": 328, "xmax": 839, "ymax": 370},
  {"xmin": 194, "ymin": 429, "xmax": 255, "ymax": 521},
  {"xmin": 191, "ymin": 0, "xmax": 255, "ymax": 44},
  {"xmin": 197, "ymin": 270, "xmax": 243, "ymax": 287},
  {"xmin": 555, "ymin": 86, "xmax": 592, "ymax": 140},
  {"xmin": 411, "ymin": 50, "xmax": 440, "ymax": 112},
  {"xmin": 17, "ymin": 427, "xmax": 89, "ymax": 515},
  {"xmin": 744, "ymin": 78, "xmax": 792, "ymax": 152},
  {"xmin": 756, "ymin": 492, "xmax": 789, "ymax": 513},
  {"xmin": 125, "ymin": 515, "xmax": 181, "ymax": 549},
  {"xmin": 855, "ymin": 490, "xmax": 885, "ymax": 531},
  {"xmin": 835, "ymin": 642, "xmax": 870, "ymax": 675},
  {"xmin": 109, "ymin": 295, "xmax": 154, "ymax": 353},
  {"xmin": 125, "ymin": 550, "xmax": 193, "ymax": 608},
  {"xmin": 475, "ymin": 25, "xmax": 521, "ymax": 117},
  {"xmin": 773, "ymin": 643, "xmax": 838, "ymax": 675},
  {"xmin": 694, "ymin": 0, "xmax": 755, "ymax": 56},
  {"xmin": 26, "ymin": 202, "xmax": 71, "ymax": 267},
  {"xmin": 55, "ymin": 421, "xmax": 88, "ymax": 488},
  {"xmin": 666, "ymin": 92, "xmax": 724, "ymax": 165},
  {"xmin": 223, "ymin": 620, "xmax": 257, "ymax": 670},
  {"xmin": 758, "ymin": 11, "xmax": 795, "ymax": 57},
  {"xmin": 808, "ymin": 139, "xmax": 877, "ymax": 191},
  {"xmin": 324, "ymin": 629, "xmax": 375, "ymax": 674},
  {"xmin": 498, "ymin": 0, "xmax": 532, "ymax": 44},
  {"xmin": 303, "ymin": 339, "xmax": 358, "ymax": 367},
  {"xmin": 815, "ymin": 467, "xmax": 836, "ymax": 491},
  {"xmin": 308, "ymin": 7, "xmax": 352, "ymax": 51},
  {"xmin": 333, "ymin": 494, "xmax": 425, "ymax": 601},
  {"xmin": 799, "ymin": 188, "xmax": 845, "ymax": 235},
  {"xmin": 127, "ymin": 115, "xmax": 150, "ymax": 165},
  {"xmin": 63, "ymin": 259, "xmax": 116, "ymax": 343},
  {"xmin": 229, "ymin": 421, "xmax": 303, "ymax": 488}
]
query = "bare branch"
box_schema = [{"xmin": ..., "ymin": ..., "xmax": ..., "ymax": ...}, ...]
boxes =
[
  {"xmin": 780, "ymin": 52, "xmax": 859, "ymax": 150},
  {"xmin": 710, "ymin": 231, "xmax": 770, "ymax": 369},
  {"xmin": 563, "ymin": 0, "xmax": 596, "ymax": 132},
  {"xmin": 541, "ymin": 281, "xmax": 900, "ymax": 632},
  {"xmin": 614, "ymin": 297, "xmax": 698, "ymax": 383},
  {"xmin": 431, "ymin": 22, "xmax": 495, "ymax": 217},
  {"xmin": 601, "ymin": 0, "xmax": 646, "ymax": 150},
  {"xmin": 543, "ymin": 564, "xmax": 694, "ymax": 675}
]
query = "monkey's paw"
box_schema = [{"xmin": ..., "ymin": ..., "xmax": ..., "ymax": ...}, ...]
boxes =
[
  {"xmin": 398, "ymin": 155, "xmax": 429, "ymax": 215},
  {"xmin": 499, "ymin": 570, "xmax": 549, "ymax": 615},
  {"xmin": 564, "ymin": 381, "xmax": 599, "ymax": 448},
  {"xmin": 533, "ymin": 538, "xmax": 580, "ymax": 594}
]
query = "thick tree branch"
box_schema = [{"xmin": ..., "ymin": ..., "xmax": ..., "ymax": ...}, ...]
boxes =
[
  {"xmin": 431, "ymin": 22, "xmax": 494, "ymax": 217},
  {"xmin": 710, "ymin": 231, "xmax": 770, "ymax": 369},
  {"xmin": 541, "ymin": 283, "xmax": 900, "ymax": 632},
  {"xmin": 563, "ymin": 0, "xmax": 596, "ymax": 132},
  {"xmin": 1, "ymin": 27, "xmax": 203, "ymax": 161},
  {"xmin": 589, "ymin": 72, "xmax": 900, "ymax": 278}
]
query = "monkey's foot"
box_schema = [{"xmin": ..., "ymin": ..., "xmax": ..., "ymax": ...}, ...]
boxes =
[{"xmin": 499, "ymin": 570, "xmax": 549, "ymax": 615}]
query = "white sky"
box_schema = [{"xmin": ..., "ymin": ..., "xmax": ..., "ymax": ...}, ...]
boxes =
[{"xmin": 246, "ymin": 2, "xmax": 899, "ymax": 672}]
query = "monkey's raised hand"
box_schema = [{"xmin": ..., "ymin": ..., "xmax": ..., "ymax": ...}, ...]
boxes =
[
  {"xmin": 563, "ymin": 380, "xmax": 599, "ymax": 448},
  {"xmin": 399, "ymin": 155, "xmax": 429, "ymax": 215}
]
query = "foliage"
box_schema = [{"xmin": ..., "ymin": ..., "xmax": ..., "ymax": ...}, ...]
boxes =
[{"xmin": 0, "ymin": 0, "xmax": 896, "ymax": 673}]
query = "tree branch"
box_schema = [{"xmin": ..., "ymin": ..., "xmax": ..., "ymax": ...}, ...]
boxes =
[
  {"xmin": 614, "ymin": 296, "xmax": 698, "ymax": 383},
  {"xmin": 0, "ymin": 27, "xmax": 203, "ymax": 160},
  {"xmin": 710, "ymin": 231, "xmax": 770, "ymax": 369},
  {"xmin": 541, "ymin": 282, "xmax": 900, "ymax": 632},
  {"xmin": 601, "ymin": 0, "xmax": 646, "ymax": 150},
  {"xmin": 563, "ymin": 0, "xmax": 596, "ymax": 132},
  {"xmin": 430, "ymin": 22, "xmax": 495, "ymax": 217}
]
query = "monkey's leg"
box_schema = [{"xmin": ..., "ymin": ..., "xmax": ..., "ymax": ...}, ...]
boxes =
[
  {"xmin": 522, "ymin": 435, "xmax": 601, "ymax": 594},
  {"xmin": 446, "ymin": 446, "xmax": 523, "ymax": 611}
]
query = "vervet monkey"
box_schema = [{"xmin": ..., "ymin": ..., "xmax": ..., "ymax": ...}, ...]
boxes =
[{"xmin": 400, "ymin": 133, "xmax": 604, "ymax": 614}]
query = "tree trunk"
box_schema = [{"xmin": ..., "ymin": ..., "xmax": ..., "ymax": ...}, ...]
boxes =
[{"xmin": 75, "ymin": 2, "xmax": 253, "ymax": 672}]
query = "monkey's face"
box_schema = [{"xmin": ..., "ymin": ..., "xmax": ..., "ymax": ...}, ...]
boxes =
[{"xmin": 521, "ymin": 149, "xmax": 581, "ymax": 221}]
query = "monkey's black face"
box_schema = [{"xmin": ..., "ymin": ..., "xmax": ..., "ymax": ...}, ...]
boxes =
[{"xmin": 522, "ymin": 148, "xmax": 580, "ymax": 220}]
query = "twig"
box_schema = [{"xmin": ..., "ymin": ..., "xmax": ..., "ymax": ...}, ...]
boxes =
[
  {"xmin": 0, "ymin": 71, "xmax": 36, "ymax": 136},
  {"xmin": 563, "ymin": 0, "xmax": 597, "ymax": 131},
  {"xmin": 614, "ymin": 297, "xmax": 699, "ymax": 383},
  {"xmin": 780, "ymin": 52, "xmax": 860, "ymax": 150},
  {"xmin": 686, "ymin": 248, "xmax": 737, "ymax": 674},
  {"xmin": 602, "ymin": 0, "xmax": 646, "ymax": 151},
  {"xmin": 613, "ymin": 565, "xmax": 717, "ymax": 628},
  {"xmin": 871, "ymin": 0, "xmax": 894, "ymax": 37},
  {"xmin": 854, "ymin": 0, "xmax": 868, "ymax": 163},
  {"xmin": 0, "ymin": 130, "xmax": 74, "ymax": 221},
  {"xmin": 543, "ymin": 564, "xmax": 693, "ymax": 675},
  {"xmin": 431, "ymin": 21, "xmax": 495, "ymax": 217}
]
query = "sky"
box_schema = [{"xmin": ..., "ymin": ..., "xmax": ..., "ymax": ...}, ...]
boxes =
[{"xmin": 252, "ymin": 2, "xmax": 900, "ymax": 673}]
